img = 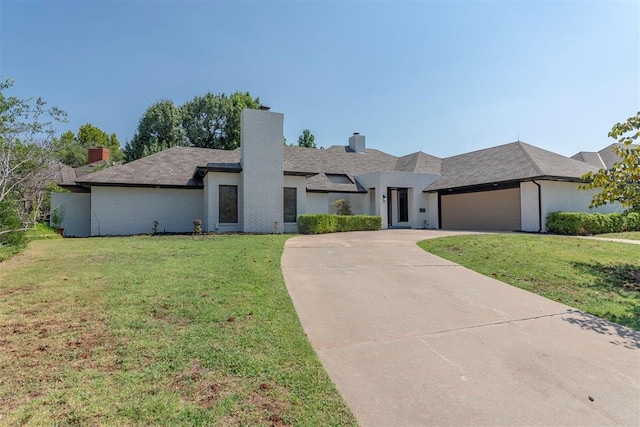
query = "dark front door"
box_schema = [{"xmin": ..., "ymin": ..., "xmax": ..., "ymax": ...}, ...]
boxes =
[
  {"xmin": 398, "ymin": 188, "xmax": 408, "ymax": 222},
  {"xmin": 387, "ymin": 188, "xmax": 392, "ymax": 227}
]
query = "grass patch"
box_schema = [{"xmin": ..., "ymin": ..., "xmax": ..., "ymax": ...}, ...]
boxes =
[
  {"xmin": 597, "ymin": 231, "xmax": 640, "ymax": 241},
  {"xmin": 418, "ymin": 234, "xmax": 640, "ymax": 331},
  {"xmin": 0, "ymin": 235, "xmax": 355, "ymax": 426},
  {"xmin": 0, "ymin": 223, "xmax": 61, "ymax": 262}
]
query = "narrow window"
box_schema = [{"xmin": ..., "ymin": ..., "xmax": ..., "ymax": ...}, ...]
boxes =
[
  {"xmin": 283, "ymin": 187, "xmax": 297, "ymax": 223},
  {"xmin": 219, "ymin": 185, "xmax": 238, "ymax": 223},
  {"xmin": 398, "ymin": 188, "xmax": 408, "ymax": 222}
]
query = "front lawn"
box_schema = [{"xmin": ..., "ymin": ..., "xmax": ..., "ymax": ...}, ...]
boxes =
[
  {"xmin": 0, "ymin": 235, "xmax": 355, "ymax": 425},
  {"xmin": 418, "ymin": 234, "xmax": 640, "ymax": 331}
]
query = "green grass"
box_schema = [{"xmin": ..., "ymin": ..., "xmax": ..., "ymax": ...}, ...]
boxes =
[
  {"xmin": 0, "ymin": 223, "xmax": 61, "ymax": 261},
  {"xmin": 597, "ymin": 231, "xmax": 640, "ymax": 240},
  {"xmin": 418, "ymin": 234, "xmax": 640, "ymax": 331},
  {"xmin": 0, "ymin": 235, "xmax": 356, "ymax": 426}
]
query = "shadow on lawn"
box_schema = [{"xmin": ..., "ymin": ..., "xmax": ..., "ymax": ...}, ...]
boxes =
[{"xmin": 563, "ymin": 261, "xmax": 640, "ymax": 349}]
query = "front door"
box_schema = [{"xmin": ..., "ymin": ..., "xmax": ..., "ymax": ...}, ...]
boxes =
[{"xmin": 387, "ymin": 189, "xmax": 392, "ymax": 227}]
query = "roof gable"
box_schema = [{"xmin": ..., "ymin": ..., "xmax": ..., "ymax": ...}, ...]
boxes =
[{"xmin": 427, "ymin": 141, "xmax": 600, "ymax": 191}]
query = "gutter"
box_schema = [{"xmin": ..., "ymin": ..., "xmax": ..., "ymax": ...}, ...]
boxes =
[{"xmin": 532, "ymin": 179, "xmax": 542, "ymax": 232}]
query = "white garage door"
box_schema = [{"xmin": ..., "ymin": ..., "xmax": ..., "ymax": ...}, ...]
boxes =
[{"xmin": 441, "ymin": 187, "xmax": 521, "ymax": 230}]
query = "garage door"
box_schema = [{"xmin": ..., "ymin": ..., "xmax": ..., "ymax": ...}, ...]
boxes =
[{"xmin": 441, "ymin": 187, "xmax": 521, "ymax": 230}]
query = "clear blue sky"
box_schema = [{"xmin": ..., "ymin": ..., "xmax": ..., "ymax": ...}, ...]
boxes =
[{"xmin": 1, "ymin": 0, "xmax": 638, "ymax": 158}]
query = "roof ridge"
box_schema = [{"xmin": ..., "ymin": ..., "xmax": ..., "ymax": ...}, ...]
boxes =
[{"xmin": 516, "ymin": 141, "xmax": 544, "ymax": 176}]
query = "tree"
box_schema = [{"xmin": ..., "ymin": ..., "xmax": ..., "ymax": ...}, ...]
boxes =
[
  {"xmin": 56, "ymin": 124, "xmax": 124, "ymax": 166},
  {"xmin": 56, "ymin": 130, "xmax": 86, "ymax": 167},
  {"xmin": 581, "ymin": 112, "xmax": 640, "ymax": 211},
  {"xmin": 297, "ymin": 129, "xmax": 316, "ymax": 148},
  {"xmin": 0, "ymin": 78, "xmax": 66, "ymax": 239},
  {"xmin": 181, "ymin": 91, "xmax": 260, "ymax": 150},
  {"xmin": 124, "ymin": 99, "xmax": 186, "ymax": 161}
]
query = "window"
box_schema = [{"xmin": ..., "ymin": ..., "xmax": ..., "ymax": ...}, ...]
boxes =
[
  {"xmin": 398, "ymin": 188, "xmax": 408, "ymax": 222},
  {"xmin": 326, "ymin": 173, "xmax": 353, "ymax": 184},
  {"xmin": 219, "ymin": 185, "xmax": 238, "ymax": 223},
  {"xmin": 283, "ymin": 187, "xmax": 297, "ymax": 223}
]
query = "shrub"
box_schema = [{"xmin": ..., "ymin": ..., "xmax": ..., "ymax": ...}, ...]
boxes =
[
  {"xmin": 298, "ymin": 214, "xmax": 381, "ymax": 234},
  {"xmin": 546, "ymin": 211, "xmax": 640, "ymax": 235},
  {"xmin": 332, "ymin": 199, "xmax": 353, "ymax": 215},
  {"xmin": 0, "ymin": 200, "xmax": 26, "ymax": 250}
]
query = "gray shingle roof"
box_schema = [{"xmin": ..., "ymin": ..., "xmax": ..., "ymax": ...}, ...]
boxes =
[
  {"xmin": 571, "ymin": 151, "xmax": 606, "ymax": 168},
  {"xmin": 426, "ymin": 141, "xmax": 600, "ymax": 191},
  {"xmin": 72, "ymin": 140, "xmax": 607, "ymax": 193},
  {"xmin": 571, "ymin": 143, "xmax": 639, "ymax": 170},
  {"xmin": 77, "ymin": 147, "xmax": 240, "ymax": 187}
]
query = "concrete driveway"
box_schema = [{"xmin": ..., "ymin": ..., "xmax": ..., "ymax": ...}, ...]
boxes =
[{"xmin": 281, "ymin": 230, "xmax": 640, "ymax": 426}]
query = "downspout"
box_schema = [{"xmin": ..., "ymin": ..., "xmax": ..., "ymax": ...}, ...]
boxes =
[{"xmin": 532, "ymin": 180, "xmax": 542, "ymax": 232}]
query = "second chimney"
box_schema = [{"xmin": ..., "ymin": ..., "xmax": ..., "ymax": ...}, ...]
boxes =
[
  {"xmin": 348, "ymin": 132, "xmax": 365, "ymax": 153},
  {"xmin": 88, "ymin": 147, "xmax": 110, "ymax": 164}
]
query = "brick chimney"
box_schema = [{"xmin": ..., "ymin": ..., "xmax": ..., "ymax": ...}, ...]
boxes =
[{"xmin": 88, "ymin": 147, "xmax": 110, "ymax": 163}]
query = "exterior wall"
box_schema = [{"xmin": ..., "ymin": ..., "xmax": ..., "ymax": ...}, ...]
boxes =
[
  {"xmin": 327, "ymin": 193, "xmax": 367, "ymax": 215},
  {"xmin": 241, "ymin": 109, "xmax": 284, "ymax": 233},
  {"xmin": 50, "ymin": 192, "xmax": 91, "ymax": 237},
  {"xmin": 541, "ymin": 181, "xmax": 623, "ymax": 232},
  {"xmin": 357, "ymin": 171, "xmax": 439, "ymax": 229},
  {"xmin": 204, "ymin": 172, "xmax": 242, "ymax": 233},
  {"xmin": 307, "ymin": 193, "xmax": 329, "ymax": 214},
  {"xmin": 520, "ymin": 181, "xmax": 541, "ymax": 232},
  {"xmin": 90, "ymin": 187, "xmax": 203, "ymax": 236},
  {"xmin": 283, "ymin": 175, "xmax": 307, "ymax": 233},
  {"xmin": 425, "ymin": 192, "xmax": 439, "ymax": 229}
]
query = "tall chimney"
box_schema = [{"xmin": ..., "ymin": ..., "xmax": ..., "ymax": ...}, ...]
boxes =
[
  {"xmin": 348, "ymin": 132, "xmax": 365, "ymax": 153},
  {"xmin": 88, "ymin": 147, "xmax": 110, "ymax": 163}
]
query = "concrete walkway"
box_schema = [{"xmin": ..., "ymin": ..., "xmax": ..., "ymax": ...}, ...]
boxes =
[{"xmin": 281, "ymin": 230, "xmax": 640, "ymax": 426}]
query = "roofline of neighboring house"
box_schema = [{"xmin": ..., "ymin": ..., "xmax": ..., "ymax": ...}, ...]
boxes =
[{"xmin": 424, "ymin": 175, "xmax": 591, "ymax": 194}]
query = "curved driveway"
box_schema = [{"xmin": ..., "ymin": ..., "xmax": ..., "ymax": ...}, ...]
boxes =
[{"xmin": 281, "ymin": 230, "xmax": 640, "ymax": 426}]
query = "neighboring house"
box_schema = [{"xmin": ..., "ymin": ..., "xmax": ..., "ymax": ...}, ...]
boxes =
[{"xmin": 52, "ymin": 108, "xmax": 622, "ymax": 236}]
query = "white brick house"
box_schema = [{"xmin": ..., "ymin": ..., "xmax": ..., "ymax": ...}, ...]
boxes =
[{"xmin": 52, "ymin": 108, "xmax": 622, "ymax": 236}]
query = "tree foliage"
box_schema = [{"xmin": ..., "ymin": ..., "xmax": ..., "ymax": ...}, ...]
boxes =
[
  {"xmin": 297, "ymin": 129, "xmax": 316, "ymax": 148},
  {"xmin": 0, "ymin": 78, "xmax": 67, "ymax": 235},
  {"xmin": 581, "ymin": 112, "xmax": 640, "ymax": 212},
  {"xmin": 124, "ymin": 99, "xmax": 186, "ymax": 162},
  {"xmin": 182, "ymin": 91, "xmax": 260, "ymax": 150},
  {"xmin": 56, "ymin": 124, "xmax": 123, "ymax": 166},
  {"xmin": 125, "ymin": 92, "xmax": 260, "ymax": 161}
]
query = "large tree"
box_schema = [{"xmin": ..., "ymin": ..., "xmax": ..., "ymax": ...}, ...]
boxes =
[
  {"xmin": 181, "ymin": 91, "xmax": 260, "ymax": 150},
  {"xmin": 56, "ymin": 124, "xmax": 123, "ymax": 166},
  {"xmin": 297, "ymin": 129, "xmax": 316, "ymax": 148},
  {"xmin": 0, "ymin": 79, "xmax": 66, "ymax": 238},
  {"xmin": 124, "ymin": 99, "xmax": 186, "ymax": 161},
  {"xmin": 581, "ymin": 112, "xmax": 640, "ymax": 211}
]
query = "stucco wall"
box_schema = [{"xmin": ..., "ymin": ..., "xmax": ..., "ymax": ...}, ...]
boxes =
[
  {"xmin": 425, "ymin": 192, "xmax": 439, "ymax": 229},
  {"xmin": 520, "ymin": 180, "xmax": 624, "ymax": 232},
  {"xmin": 50, "ymin": 192, "xmax": 91, "ymax": 237},
  {"xmin": 90, "ymin": 187, "xmax": 203, "ymax": 236},
  {"xmin": 327, "ymin": 193, "xmax": 367, "ymax": 215},
  {"xmin": 357, "ymin": 171, "xmax": 439, "ymax": 229},
  {"xmin": 307, "ymin": 193, "xmax": 329, "ymax": 214},
  {"xmin": 241, "ymin": 109, "xmax": 284, "ymax": 233}
]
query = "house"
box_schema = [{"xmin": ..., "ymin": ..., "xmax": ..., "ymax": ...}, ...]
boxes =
[{"xmin": 52, "ymin": 108, "xmax": 622, "ymax": 236}]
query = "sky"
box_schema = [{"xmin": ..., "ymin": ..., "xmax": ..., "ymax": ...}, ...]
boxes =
[{"xmin": 1, "ymin": 0, "xmax": 638, "ymax": 159}]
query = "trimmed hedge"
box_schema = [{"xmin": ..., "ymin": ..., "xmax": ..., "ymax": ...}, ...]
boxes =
[
  {"xmin": 297, "ymin": 214, "xmax": 382, "ymax": 234},
  {"xmin": 546, "ymin": 211, "xmax": 640, "ymax": 235}
]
